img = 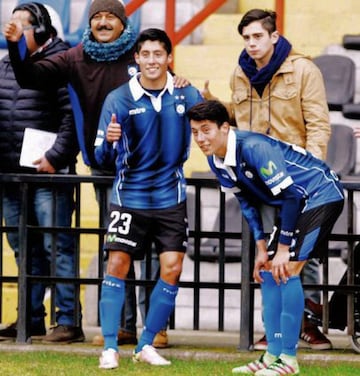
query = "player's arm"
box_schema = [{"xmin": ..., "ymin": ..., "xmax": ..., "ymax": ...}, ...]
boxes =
[
  {"xmin": 94, "ymin": 96, "xmax": 121, "ymax": 167},
  {"xmin": 301, "ymin": 61, "xmax": 331, "ymax": 160},
  {"xmin": 269, "ymin": 184, "xmax": 305, "ymax": 285}
]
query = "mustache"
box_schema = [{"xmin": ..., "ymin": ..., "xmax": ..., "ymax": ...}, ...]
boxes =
[{"xmin": 96, "ymin": 25, "xmax": 113, "ymax": 31}]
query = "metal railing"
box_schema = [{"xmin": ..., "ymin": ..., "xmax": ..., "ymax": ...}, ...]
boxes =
[{"xmin": 0, "ymin": 173, "xmax": 359, "ymax": 347}]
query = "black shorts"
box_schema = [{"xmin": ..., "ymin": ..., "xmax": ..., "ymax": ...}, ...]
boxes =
[
  {"xmin": 267, "ymin": 200, "xmax": 344, "ymax": 261},
  {"xmin": 103, "ymin": 201, "xmax": 188, "ymax": 259}
]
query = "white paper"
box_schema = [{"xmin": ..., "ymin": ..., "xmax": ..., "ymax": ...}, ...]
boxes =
[{"xmin": 20, "ymin": 128, "xmax": 57, "ymax": 168}]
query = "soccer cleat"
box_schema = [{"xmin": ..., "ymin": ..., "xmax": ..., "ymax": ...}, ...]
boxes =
[
  {"xmin": 232, "ymin": 352, "xmax": 277, "ymax": 374},
  {"xmin": 254, "ymin": 355, "xmax": 299, "ymax": 375},
  {"xmin": 99, "ymin": 348, "xmax": 119, "ymax": 369},
  {"xmin": 132, "ymin": 344, "xmax": 171, "ymax": 365}
]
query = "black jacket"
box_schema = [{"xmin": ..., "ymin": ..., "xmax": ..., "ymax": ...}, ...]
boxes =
[{"xmin": 0, "ymin": 37, "xmax": 78, "ymax": 173}]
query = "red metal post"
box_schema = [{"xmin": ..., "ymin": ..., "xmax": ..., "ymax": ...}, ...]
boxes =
[
  {"xmin": 165, "ymin": 0, "xmax": 176, "ymax": 70},
  {"xmin": 124, "ymin": 0, "xmax": 148, "ymax": 16},
  {"xmin": 275, "ymin": 0, "xmax": 285, "ymax": 35}
]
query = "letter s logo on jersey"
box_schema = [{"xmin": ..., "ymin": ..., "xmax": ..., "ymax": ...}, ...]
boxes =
[{"xmin": 260, "ymin": 160, "xmax": 277, "ymax": 178}]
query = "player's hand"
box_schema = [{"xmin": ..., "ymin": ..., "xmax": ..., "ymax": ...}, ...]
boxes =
[
  {"xmin": 271, "ymin": 245, "xmax": 290, "ymax": 285},
  {"xmin": 253, "ymin": 239, "xmax": 269, "ymax": 283},
  {"xmin": 3, "ymin": 19, "xmax": 24, "ymax": 42},
  {"xmin": 33, "ymin": 156, "xmax": 56, "ymax": 173},
  {"xmin": 201, "ymin": 80, "xmax": 216, "ymax": 100},
  {"xmin": 106, "ymin": 113, "xmax": 121, "ymax": 143},
  {"xmin": 173, "ymin": 75, "xmax": 190, "ymax": 88}
]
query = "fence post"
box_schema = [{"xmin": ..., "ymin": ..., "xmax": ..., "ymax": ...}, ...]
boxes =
[
  {"xmin": 239, "ymin": 217, "xmax": 254, "ymax": 350},
  {"xmin": 16, "ymin": 182, "xmax": 31, "ymax": 344}
]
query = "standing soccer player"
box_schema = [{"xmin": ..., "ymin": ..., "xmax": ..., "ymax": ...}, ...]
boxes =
[{"xmin": 94, "ymin": 28, "xmax": 203, "ymax": 369}]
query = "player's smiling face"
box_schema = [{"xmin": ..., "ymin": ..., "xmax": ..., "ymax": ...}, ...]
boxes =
[
  {"xmin": 190, "ymin": 119, "xmax": 229, "ymax": 158},
  {"xmin": 135, "ymin": 40, "xmax": 172, "ymax": 89}
]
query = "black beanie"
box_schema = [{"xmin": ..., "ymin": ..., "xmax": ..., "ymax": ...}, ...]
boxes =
[{"xmin": 88, "ymin": 0, "xmax": 127, "ymax": 25}]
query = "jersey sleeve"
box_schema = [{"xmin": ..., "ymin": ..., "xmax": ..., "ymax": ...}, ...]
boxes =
[
  {"xmin": 244, "ymin": 138, "xmax": 293, "ymax": 195},
  {"xmin": 243, "ymin": 136, "xmax": 305, "ymax": 245}
]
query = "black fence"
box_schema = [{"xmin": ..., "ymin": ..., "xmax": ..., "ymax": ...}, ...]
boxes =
[{"xmin": 0, "ymin": 173, "xmax": 359, "ymax": 349}]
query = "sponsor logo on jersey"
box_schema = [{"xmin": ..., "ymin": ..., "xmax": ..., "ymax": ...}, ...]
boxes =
[
  {"xmin": 260, "ymin": 160, "xmax": 277, "ymax": 177},
  {"xmin": 129, "ymin": 107, "xmax": 146, "ymax": 115},
  {"xmin": 107, "ymin": 234, "xmax": 137, "ymax": 247},
  {"xmin": 280, "ymin": 229, "xmax": 294, "ymax": 238}
]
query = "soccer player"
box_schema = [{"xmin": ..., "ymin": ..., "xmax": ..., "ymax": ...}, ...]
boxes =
[
  {"xmin": 187, "ymin": 100, "xmax": 344, "ymax": 376},
  {"xmin": 94, "ymin": 28, "xmax": 203, "ymax": 369}
]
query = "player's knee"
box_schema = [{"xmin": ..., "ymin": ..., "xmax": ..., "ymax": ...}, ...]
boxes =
[
  {"xmin": 160, "ymin": 262, "xmax": 182, "ymax": 284},
  {"xmin": 106, "ymin": 251, "xmax": 131, "ymax": 278}
]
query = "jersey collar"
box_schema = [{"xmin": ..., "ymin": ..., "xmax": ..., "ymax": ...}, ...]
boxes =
[
  {"xmin": 213, "ymin": 128, "xmax": 237, "ymax": 168},
  {"xmin": 129, "ymin": 71, "xmax": 174, "ymax": 101}
]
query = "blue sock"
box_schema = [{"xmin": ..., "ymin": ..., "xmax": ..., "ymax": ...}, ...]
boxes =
[
  {"xmin": 100, "ymin": 275, "xmax": 125, "ymax": 351},
  {"xmin": 136, "ymin": 278, "xmax": 178, "ymax": 353},
  {"xmin": 280, "ymin": 275, "xmax": 304, "ymax": 356},
  {"xmin": 260, "ymin": 271, "xmax": 282, "ymax": 357}
]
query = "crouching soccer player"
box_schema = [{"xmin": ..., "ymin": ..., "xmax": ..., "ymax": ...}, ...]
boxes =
[{"xmin": 187, "ymin": 100, "xmax": 344, "ymax": 375}]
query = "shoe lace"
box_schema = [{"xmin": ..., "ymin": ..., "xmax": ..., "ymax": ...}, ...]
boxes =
[{"xmin": 254, "ymin": 354, "xmax": 266, "ymax": 366}]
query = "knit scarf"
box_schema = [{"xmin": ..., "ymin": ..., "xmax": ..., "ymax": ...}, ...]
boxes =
[
  {"xmin": 82, "ymin": 22, "xmax": 137, "ymax": 62},
  {"xmin": 239, "ymin": 35, "xmax": 292, "ymax": 96}
]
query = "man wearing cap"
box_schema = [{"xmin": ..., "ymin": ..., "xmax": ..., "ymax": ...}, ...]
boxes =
[{"xmin": 3, "ymin": 0, "xmax": 179, "ymax": 347}]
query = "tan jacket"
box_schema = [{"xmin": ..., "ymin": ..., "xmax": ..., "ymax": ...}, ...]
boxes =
[{"xmin": 226, "ymin": 50, "xmax": 330, "ymax": 160}]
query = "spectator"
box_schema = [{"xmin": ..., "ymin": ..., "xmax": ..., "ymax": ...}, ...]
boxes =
[
  {"xmin": 187, "ymin": 99, "xmax": 344, "ymax": 376},
  {"xmin": 202, "ymin": 8, "xmax": 332, "ymax": 351},
  {"xmin": 94, "ymin": 28, "xmax": 203, "ymax": 369},
  {"xmin": 3, "ymin": 0, "xmax": 186, "ymax": 346},
  {"xmin": 0, "ymin": 2, "xmax": 82, "ymax": 343}
]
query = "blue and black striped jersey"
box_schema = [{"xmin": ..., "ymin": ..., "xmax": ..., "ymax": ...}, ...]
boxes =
[
  {"xmin": 95, "ymin": 72, "xmax": 203, "ymax": 209},
  {"xmin": 208, "ymin": 129, "xmax": 344, "ymax": 245}
]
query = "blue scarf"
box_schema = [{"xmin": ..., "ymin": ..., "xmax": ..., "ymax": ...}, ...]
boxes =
[
  {"xmin": 239, "ymin": 35, "xmax": 292, "ymax": 96},
  {"xmin": 82, "ymin": 22, "xmax": 137, "ymax": 62}
]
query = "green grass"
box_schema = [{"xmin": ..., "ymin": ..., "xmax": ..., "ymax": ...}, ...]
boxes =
[{"xmin": 0, "ymin": 351, "xmax": 360, "ymax": 376}]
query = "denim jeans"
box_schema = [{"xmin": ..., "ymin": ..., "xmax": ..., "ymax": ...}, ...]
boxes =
[{"xmin": 2, "ymin": 184, "xmax": 79, "ymax": 327}]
